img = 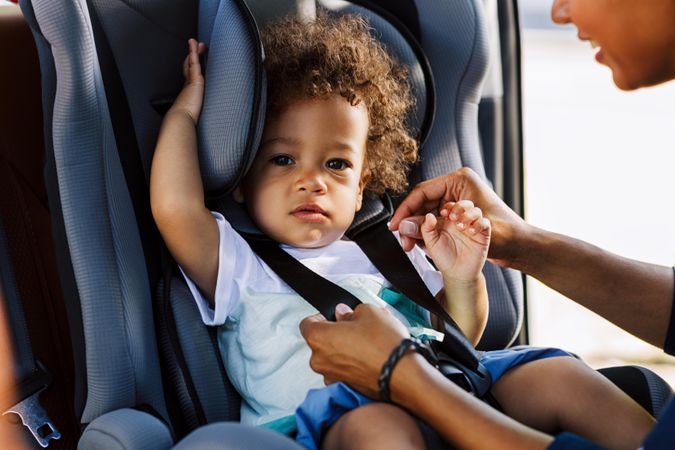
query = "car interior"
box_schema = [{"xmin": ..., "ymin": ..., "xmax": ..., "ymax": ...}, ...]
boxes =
[{"xmin": 0, "ymin": 0, "xmax": 672, "ymax": 448}]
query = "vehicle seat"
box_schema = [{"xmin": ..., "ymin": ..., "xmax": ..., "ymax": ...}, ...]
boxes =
[
  {"xmin": 17, "ymin": 0, "xmax": 672, "ymax": 448},
  {"xmin": 0, "ymin": 4, "xmax": 78, "ymax": 448}
]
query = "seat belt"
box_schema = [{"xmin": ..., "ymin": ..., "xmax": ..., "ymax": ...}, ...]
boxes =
[
  {"xmin": 0, "ymin": 220, "xmax": 61, "ymax": 447},
  {"xmin": 243, "ymin": 234, "xmax": 362, "ymax": 320},
  {"xmin": 241, "ymin": 224, "xmax": 493, "ymax": 398},
  {"xmin": 348, "ymin": 219, "xmax": 479, "ymax": 371}
]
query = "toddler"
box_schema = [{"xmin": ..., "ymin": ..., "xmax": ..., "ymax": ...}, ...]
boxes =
[{"xmin": 151, "ymin": 12, "xmax": 655, "ymax": 450}]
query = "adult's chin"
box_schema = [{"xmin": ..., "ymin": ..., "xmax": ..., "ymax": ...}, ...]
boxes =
[
  {"xmin": 609, "ymin": 59, "xmax": 674, "ymax": 91},
  {"xmin": 608, "ymin": 63, "xmax": 644, "ymax": 91}
]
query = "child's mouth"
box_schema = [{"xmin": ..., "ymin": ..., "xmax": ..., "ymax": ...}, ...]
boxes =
[{"xmin": 291, "ymin": 204, "xmax": 328, "ymax": 222}]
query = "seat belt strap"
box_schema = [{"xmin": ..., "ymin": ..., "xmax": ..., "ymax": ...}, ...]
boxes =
[
  {"xmin": 0, "ymin": 220, "xmax": 60, "ymax": 447},
  {"xmin": 241, "ymin": 229, "xmax": 494, "ymax": 396},
  {"xmin": 242, "ymin": 234, "xmax": 362, "ymax": 321},
  {"xmin": 350, "ymin": 220, "xmax": 480, "ymax": 371}
]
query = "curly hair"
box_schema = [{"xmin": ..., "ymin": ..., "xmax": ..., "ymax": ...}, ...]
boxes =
[{"xmin": 261, "ymin": 12, "xmax": 418, "ymax": 195}]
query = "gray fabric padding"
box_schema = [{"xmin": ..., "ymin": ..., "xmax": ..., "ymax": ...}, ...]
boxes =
[
  {"xmin": 478, "ymin": 263, "xmax": 523, "ymax": 349},
  {"xmin": 198, "ymin": 0, "xmax": 219, "ymax": 46},
  {"xmin": 78, "ymin": 409, "xmax": 173, "ymax": 450},
  {"xmin": 198, "ymin": 0, "xmax": 266, "ymax": 194},
  {"xmin": 415, "ymin": 0, "xmax": 487, "ymax": 179},
  {"xmin": 319, "ymin": 0, "xmax": 428, "ymax": 138},
  {"xmin": 413, "ymin": 0, "xmax": 523, "ymax": 348},
  {"xmin": 89, "ymin": 0, "xmax": 197, "ymax": 176},
  {"xmin": 31, "ymin": 0, "xmax": 166, "ymax": 422},
  {"xmin": 169, "ymin": 279, "xmax": 241, "ymax": 422},
  {"xmin": 173, "ymin": 423, "xmax": 305, "ymax": 450}
]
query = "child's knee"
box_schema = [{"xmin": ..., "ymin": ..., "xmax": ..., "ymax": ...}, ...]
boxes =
[{"xmin": 324, "ymin": 403, "xmax": 425, "ymax": 450}]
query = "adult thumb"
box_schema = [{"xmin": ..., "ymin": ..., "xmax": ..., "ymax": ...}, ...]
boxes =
[
  {"xmin": 335, "ymin": 303, "xmax": 354, "ymax": 321},
  {"xmin": 299, "ymin": 313, "xmax": 327, "ymax": 338}
]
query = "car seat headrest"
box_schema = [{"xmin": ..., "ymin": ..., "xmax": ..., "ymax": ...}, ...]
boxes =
[
  {"xmin": 197, "ymin": 0, "xmax": 267, "ymax": 197},
  {"xmin": 318, "ymin": 0, "xmax": 434, "ymax": 146},
  {"xmin": 197, "ymin": 0, "xmax": 433, "ymax": 234}
]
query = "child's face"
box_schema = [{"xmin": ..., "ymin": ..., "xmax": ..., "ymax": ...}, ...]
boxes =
[
  {"xmin": 551, "ymin": 0, "xmax": 675, "ymax": 90},
  {"xmin": 234, "ymin": 95, "xmax": 369, "ymax": 248}
]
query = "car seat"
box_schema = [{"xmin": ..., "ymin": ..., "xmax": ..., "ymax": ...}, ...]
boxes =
[
  {"xmin": 16, "ymin": 0, "xmax": 672, "ymax": 448},
  {"xmin": 0, "ymin": 4, "xmax": 79, "ymax": 448}
]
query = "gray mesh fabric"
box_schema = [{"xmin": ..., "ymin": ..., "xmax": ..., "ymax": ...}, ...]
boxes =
[
  {"xmin": 318, "ymin": 0, "xmax": 428, "ymax": 138},
  {"xmin": 31, "ymin": 0, "xmax": 166, "ymax": 423},
  {"xmin": 169, "ymin": 280, "xmax": 241, "ymax": 423},
  {"xmin": 416, "ymin": 0, "xmax": 488, "ymax": 178},
  {"xmin": 173, "ymin": 423, "xmax": 305, "ymax": 450},
  {"xmin": 413, "ymin": 0, "xmax": 523, "ymax": 348},
  {"xmin": 78, "ymin": 409, "xmax": 173, "ymax": 450},
  {"xmin": 198, "ymin": 0, "xmax": 266, "ymax": 195},
  {"xmin": 88, "ymin": 0, "xmax": 198, "ymax": 176}
]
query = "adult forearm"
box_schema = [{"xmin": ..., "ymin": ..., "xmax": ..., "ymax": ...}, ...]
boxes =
[
  {"xmin": 512, "ymin": 226, "xmax": 674, "ymax": 348},
  {"xmin": 390, "ymin": 354, "xmax": 552, "ymax": 450}
]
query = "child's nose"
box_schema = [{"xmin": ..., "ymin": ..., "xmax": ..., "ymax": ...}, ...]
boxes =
[{"xmin": 296, "ymin": 169, "xmax": 327, "ymax": 193}]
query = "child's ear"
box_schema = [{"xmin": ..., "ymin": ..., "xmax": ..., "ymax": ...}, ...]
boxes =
[
  {"xmin": 233, "ymin": 185, "xmax": 245, "ymax": 204},
  {"xmin": 355, "ymin": 169, "xmax": 370, "ymax": 212}
]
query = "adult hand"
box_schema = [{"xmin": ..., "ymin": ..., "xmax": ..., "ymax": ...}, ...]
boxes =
[
  {"xmin": 299, "ymin": 303, "xmax": 408, "ymax": 399},
  {"xmin": 391, "ymin": 167, "xmax": 528, "ymax": 268}
]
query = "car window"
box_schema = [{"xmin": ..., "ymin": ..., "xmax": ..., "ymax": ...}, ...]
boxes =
[{"xmin": 521, "ymin": 0, "xmax": 675, "ymax": 385}]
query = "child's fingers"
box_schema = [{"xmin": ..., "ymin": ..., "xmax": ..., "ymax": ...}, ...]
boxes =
[
  {"xmin": 420, "ymin": 213, "xmax": 437, "ymax": 234},
  {"xmin": 419, "ymin": 213, "xmax": 439, "ymax": 247},
  {"xmin": 443, "ymin": 200, "xmax": 474, "ymax": 222},
  {"xmin": 468, "ymin": 217, "xmax": 491, "ymax": 241},
  {"xmin": 439, "ymin": 201, "xmax": 456, "ymax": 218},
  {"xmin": 453, "ymin": 206, "xmax": 482, "ymax": 231},
  {"xmin": 189, "ymin": 39, "xmax": 199, "ymax": 65},
  {"xmin": 183, "ymin": 39, "xmax": 204, "ymax": 82}
]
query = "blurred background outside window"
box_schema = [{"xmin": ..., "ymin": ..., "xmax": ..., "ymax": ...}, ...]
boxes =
[{"xmin": 520, "ymin": 0, "xmax": 675, "ymax": 385}]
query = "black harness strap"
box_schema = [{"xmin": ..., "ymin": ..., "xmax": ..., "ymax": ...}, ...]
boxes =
[
  {"xmin": 350, "ymin": 220, "xmax": 479, "ymax": 372},
  {"xmin": 243, "ymin": 234, "xmax": 361, "ymax": 321},
  {"xmin": 241, "ymin": 228, "xmax": 496, "ymax": 398}
]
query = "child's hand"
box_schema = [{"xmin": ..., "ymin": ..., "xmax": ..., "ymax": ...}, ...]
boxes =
[
  {"xmin": 420, "ymin": 200, "xmax": 491, "ymax": 282},
  {"xmin": 172, "ymin": 38, "xmax": 208, "ymax": 124}
]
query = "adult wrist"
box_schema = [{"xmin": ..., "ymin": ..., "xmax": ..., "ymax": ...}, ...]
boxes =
[
  {"xmin": 378, "ymin": 337, "xmax": 437, "ymax": 403},
  {"xmin": 504, "ymin": 223, "xmax": 547, "ymax": 273}
]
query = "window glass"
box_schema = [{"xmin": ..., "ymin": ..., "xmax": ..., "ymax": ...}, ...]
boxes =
[{"xmin": 521, "ymin": 0, "xmax": 675, "ymax": 385}]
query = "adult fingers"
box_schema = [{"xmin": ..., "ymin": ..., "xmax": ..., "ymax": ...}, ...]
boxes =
[
  {"xmin": 390, "ymin": 178, "xmax": 451, "ymax": 230},
  {"xmin": 335, "ymin": 303, "xmax": 354, "ymax": 321},
  {"xmin": 299, "ymin": 313, "xmax": 327, "ymax": 340},
  {"xmin": 398, "ymin": 216, "xmax": 424, "ymax": 239}
]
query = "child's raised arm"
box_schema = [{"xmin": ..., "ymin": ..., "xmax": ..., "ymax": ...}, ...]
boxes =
[
  {"xmin": 150, "ymin": 39, "xmax": 218, "ymax": 305},
  {"xmin": 419, "ymin": 200, "xmax": 491, "ymax": 345}
]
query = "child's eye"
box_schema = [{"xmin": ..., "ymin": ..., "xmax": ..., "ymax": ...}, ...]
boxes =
[
  {"xmin": 326, "ymin": 159, "xmax": 350, "ymax": 170},
  {"xmin": 271, "ymin": 155, "xmax": 295, "ymax": 166}
]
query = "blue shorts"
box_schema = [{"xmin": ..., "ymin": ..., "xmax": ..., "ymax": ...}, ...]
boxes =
[{"xmin": 295, "ymin": 346, "xmax": 571, "ymax": 449}]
